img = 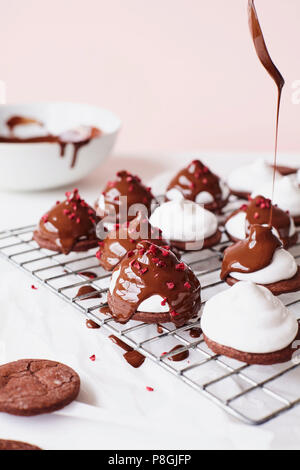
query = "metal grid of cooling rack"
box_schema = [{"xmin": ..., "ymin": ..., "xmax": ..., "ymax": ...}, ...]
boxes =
[{"xmin": 0, "ymin": 207, "xmax": 300, "ymax": 425}]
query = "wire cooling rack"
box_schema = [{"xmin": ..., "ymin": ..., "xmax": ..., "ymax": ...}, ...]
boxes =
[{"xmin": 1, "ymin": 203, "xmax": 300, "ymax": 425}]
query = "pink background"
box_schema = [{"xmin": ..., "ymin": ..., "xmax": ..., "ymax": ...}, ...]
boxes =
[{"xmin": 1, "ymin": 0, "xmax": 299, "ymax": 155}]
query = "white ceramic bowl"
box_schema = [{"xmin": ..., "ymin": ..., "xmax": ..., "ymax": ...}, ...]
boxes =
[{"xmin": 0, "ymin": 102, "xmax": 121, "ymax": 191}]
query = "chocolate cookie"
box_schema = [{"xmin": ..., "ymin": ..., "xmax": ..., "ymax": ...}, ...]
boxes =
[
  {"xmin": 204, "ymin": 324, "xmax": 300, "ymax": 365},
  {"xmin": 0, "ymin": 439, "xmax": 41, "ymax": 450},
  {"xmin": 170, "ymin": 229, "xmax": 222, "ymax": 251},
  {"xmin": 225, "ymin": 266, "xmax": 300, "ymax": 296},
  {"xmin": 0, "ymin": 359, "xmax": 80, "ymax": 417}
]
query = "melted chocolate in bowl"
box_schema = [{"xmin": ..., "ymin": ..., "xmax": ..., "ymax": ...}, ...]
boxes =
[{"xmin": 0, "ymin": 115, "xmax": 102, "ymax": 168}]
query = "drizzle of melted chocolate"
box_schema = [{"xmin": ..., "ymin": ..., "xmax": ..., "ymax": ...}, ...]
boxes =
[
  {"xmin": 79, "ymin": 271, "xmax": 98, "ymax": 279},
  {"xmin": 99, "ymin": 305, "xmax": 111, "ymax": 315},
  {"xmin": 248, "ymin": 0, "xmax": 285, "ymax": 222},
  {"xmin": 189, "ymin": 327, "xmax": 202, "ymax": 339},
  {"xmin": 168, "ymin": 345, "xmax": 189, "ymax": 362},
  {"xmin": 167, "ymin": 160, "xmax": 223, "ymax": 206},
  {"xmin": 6, "ymin": 115, "xmax": 43, "ymax": 134},
  {"xmin": 86, "ymin": 319, "xmax": 101, "ymax": 329},
  {"xmin": 221, "ymin": 225, "xmax": 281, "ymax": 280},
  {"xmin": 76, "ymin": 285, "xmax": 101, "ymax": 300},
  {"xmin": 245, "ymin": 195, "xmax": 291, "ymax": 240},
  {"xmin": 109, "ymin": 335, "xmax": 145, "ymax": 368},
  {"xmin": 109, "ymin": 335, "xmax": 133, "ymax": 352},
  {"xmin": 107, "ymin": 240, "xmax": 201, "ymax": 327},
  {"xmin": 95, "ymin": 171, "xmax": 154, "ymax": 223},
  {"xmin": 34, "ymin": 189, "xmax": 99, "ymax": 254},
  {"xmin": 0, "ymin": 115, "xmax": 101, "ymax": 168},
  {"xmin": 123, "ymin": 350, "xmax": 145, "ymax": 368},
  {"xmin": 97, "ymin": 211, "xmax": 170, "ymax": 271},
  {"xmin": 157, "ymin": 324, "xmax": 164, "ymax": 334}
]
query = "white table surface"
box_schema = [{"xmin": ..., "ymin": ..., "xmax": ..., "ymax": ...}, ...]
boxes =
[{"xmin": 1, "ymin": 151, "xmax": 300, "ymax": 450}]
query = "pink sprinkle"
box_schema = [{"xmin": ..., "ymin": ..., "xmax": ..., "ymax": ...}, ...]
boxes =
[
  {"xmin": 254, "ymin": 212, "xmax": 259, "ymax": 220},
  {"xmin": 76, "ymin": 217, "xmax": 81, "ymax": 224},
  {"xmin": 175, "ymin": 263, "xmax": 185, "ymax": 271},
  {"xmin": 146, "ymin": 386, "xmax": 154, "ymax": 392},
  {"xmin": 63, "ymin": 209, "xmax": 70, "ymax": 215},
  {"xmin": 128, "ymin": 185, "xmax": 134, "ymax": 192},
  {"xmin": 140, "ymin": 267, "xmax": 148, "ymax": 275},
  {"xmin": 96, "ymin": 251, "xmax": 102, "ymax": 260},
  {"xmin": 202, "ymin": 178, "xmax": 208, "ymax": 185},
  {"xmin": 184, "ymin": 282, "xmax": 191, "ymax": 290},
  {"xmin": 161, "ymin": 298, "xmax": 167, "ymax": 306},
  {"xmin": 170, "ymin": 310, "xmax": 179, "ymax": 317},
  {"xmin": 31, "ymin": 285, "xmax": 38, "ymax": 290},
  {"xmin": 89, "ymin": 355, "xmax": 96, "ymax": 362},
  {"xmin": 166, "ymin": 282, "xmax": 175, "ymax": 290}
]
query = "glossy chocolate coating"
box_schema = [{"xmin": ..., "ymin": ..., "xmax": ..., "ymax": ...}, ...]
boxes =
[
  {"xmin": 97, "ymin": 211, "xmax": 170, "ymax": 271},
  {"xmin": 96, "ymin": 171, "xmax": 154, "ymax": 223},
  {"xmin": 221, "ymin": 225, "xmax": 281, "ymax": 281},
  {"xmin": 108, "ymin": 240, "xmax": 201, "ymax": 326},
  {"xmin": 166, "ymin": 160, "xmax": 225, "ymax": 207},
  {"xmin": 34, "ymin": 189, "xmax": 100, "ymax": 254}
]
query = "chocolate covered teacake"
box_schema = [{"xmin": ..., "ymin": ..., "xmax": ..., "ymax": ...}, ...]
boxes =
[
  {"xmin": 95, "ymin": 171, "xmax": 155, "ymax": 224},
  {"xmin": 221, "ymin": 224, "xmax": 300, "ymax": 295},
  {"xmin": 33, "ymin": 189, "xmax": 100, "ymax": 254},
  {"xmin": 96, "ymin": 211, "xmax": 176, "ymax": 271},
  {"xmin": 225, "ymin": 195, "xmax": 297, "ymax": 248},
  {"xmin": 107, "ymin": 241, "xmax": 201, "ymax": 326},
  {"xmin": 166, "ymin": 159, "xmax": 229, "ymax": 213}
]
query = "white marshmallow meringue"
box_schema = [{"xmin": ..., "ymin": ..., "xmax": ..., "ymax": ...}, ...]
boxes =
[
  {"xmin": 230, "ymin": 248, "xmax": 298, "ymax": 284},
  {"xmin": 227, "ymin": 159, "xmax": 280, "ymax": 193},
  {"xmin": 201, "ymin": 281, "xmax": 298, "ymax": 354},
  {"xmin": 149, "ymin": 200, "xmax": 218, "ymax": 242}
]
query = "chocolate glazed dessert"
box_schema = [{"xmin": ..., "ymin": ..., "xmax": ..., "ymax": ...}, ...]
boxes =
[
  {"xmin": 107, "ymin": 241, "xmax": 201, "ymax": 327},
  {"xmin": 221, "ymin": 225, "xmax": 300, "ymax": 295},
  {"xmin": 95, "ymin": 171, "xmax": 155, "ymax": 224},
  {"xmin": 0, "ymin": 115, "xmax": 101, "ymax": 168},
  {"xmin": 33, "ymin": 189, "xmax": 100, "ymax": 254},
  {"xmin": 166, "ymin": 159, "xmax": 229, "ymax": 213},
  {"xmin": 96, "ymin": 211, "xmax": 178, "ymax": 271},
  {"xmin": 225, "ymin": 195, "xmax": 298, "ymax": 248}
]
